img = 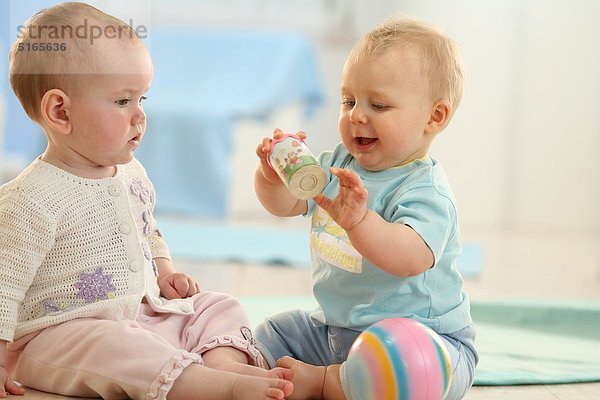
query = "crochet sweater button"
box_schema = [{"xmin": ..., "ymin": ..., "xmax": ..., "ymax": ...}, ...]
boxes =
[
  {"xmin": 179, "ymin": 303, "xmax": 193, "ymax": 313},
  {"xmin": 128, "ymin": 262, "xmax": 141, "ymax": 272},
  {"xmin": 119, "ymin": 222, "xmax": 131, "ymax": 235},
  {"xmin": 108, "ymin": 185, "xmax": 121, "ymax": 196}
]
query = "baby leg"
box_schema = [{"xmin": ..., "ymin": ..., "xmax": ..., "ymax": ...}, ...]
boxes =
[
  {"xmin": 161, "ymin": 292, "xmax": 293, "ymax": 378},
  {"xmin": 202, "ymin": 346, "xmax": 292, "ymax": 381}
]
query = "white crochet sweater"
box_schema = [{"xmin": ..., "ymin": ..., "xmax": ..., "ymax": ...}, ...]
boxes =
[{"xmin": 0, "ymin": 158, "xmax": 192, "ymax": 342}]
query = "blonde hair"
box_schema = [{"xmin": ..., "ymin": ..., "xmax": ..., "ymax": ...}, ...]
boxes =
[
  {"xmin": 9, "ymin": 2, "xmax": 142, "ymax": 122},
  {"xmin": 349, "ymin": 16, "xmax": 465, "ymax": 112}
]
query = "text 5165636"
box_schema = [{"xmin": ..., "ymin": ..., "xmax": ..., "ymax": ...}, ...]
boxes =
[{"xmin": 17, "ymin": 42, "xmax": 67, "ymax": 52}]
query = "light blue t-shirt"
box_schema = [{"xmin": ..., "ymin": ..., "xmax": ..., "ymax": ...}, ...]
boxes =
[{"xmin": 307, "ymin": 144, "xmax": 472, "ymax": 334}]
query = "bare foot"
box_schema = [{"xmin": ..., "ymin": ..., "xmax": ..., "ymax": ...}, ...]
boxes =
[
  {"xmin": 276, "ymin": 356, "xmax": 325, "ymax": 400},
  {"xmin": 232, "ymin": 375, "xmax": 294, "ymax": 400},
  {"xmin": 169, "ymin": 364, "xmax": 294, "ymax": 400}
]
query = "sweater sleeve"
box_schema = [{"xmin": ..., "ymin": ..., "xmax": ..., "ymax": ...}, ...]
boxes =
[
  {"xmin": 0, "ymin": 188, "xmax": 55, "ymax": 341},
  {"xmin": 148, "ymin": 226, "xmax": 171, "ymax": 260},
  {"xmin": 130, "ymin": 158, "xmax": 172, "ymax": 261},
  {"xmin": 146, "ymin": 176, "xmax": 171, "ymax": 260}
]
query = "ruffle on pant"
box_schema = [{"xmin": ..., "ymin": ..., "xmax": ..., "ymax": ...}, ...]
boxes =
[
  {"xmin": 147, "ymin": 351, "xmax": 202, "ymax": 400},
  {"xmin": 196, "ymin": 334, "xmax": 266, "ymax": 369}
]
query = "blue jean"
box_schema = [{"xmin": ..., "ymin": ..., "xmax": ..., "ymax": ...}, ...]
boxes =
[{"xmin": 255, "ymin": 309, "xmax": 478, "ymax": 400}]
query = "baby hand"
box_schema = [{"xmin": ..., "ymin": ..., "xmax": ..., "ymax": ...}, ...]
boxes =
[
  {"xmin": 314, "ymin": 167, "xmax": 368, "ymax": 231},
  {"xmin": 0, "ymin": 367, "xmax": 26, "ymax": 397},
  {"xmin": 158, "ymin": 272, "xmax": 201, "ymax": 299},
  {"xmin": 256, "ymin": 128, "xmax": 307, "ymax": 184}
]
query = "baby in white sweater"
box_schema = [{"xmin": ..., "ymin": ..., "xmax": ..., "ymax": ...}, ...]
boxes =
[{"xmin": 0, "ymin": 2, "xmax": 292, "ymax": 399}]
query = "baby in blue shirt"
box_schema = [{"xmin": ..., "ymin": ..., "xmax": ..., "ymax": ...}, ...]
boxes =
[{"xmin": 254, "ymin": 15, "xmax": 478, "ymax": 400}]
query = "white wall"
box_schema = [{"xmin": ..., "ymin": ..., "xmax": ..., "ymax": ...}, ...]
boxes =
[
  {"xmin": 411, "ymin": 0, "xmax": 600, "ymax": 233},
  {"xmin": 509, "ymin": 0, "xmax": 600, "ymax": 232}
]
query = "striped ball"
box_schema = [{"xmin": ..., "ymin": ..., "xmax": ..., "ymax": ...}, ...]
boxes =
[{"xmin": 343, "ymin": 318, "xmax": 452, "ymax": 400}]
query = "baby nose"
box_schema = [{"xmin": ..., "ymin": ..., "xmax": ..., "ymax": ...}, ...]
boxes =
[{"xmin": 349, "ymin": 105, "xmax": 367, "ymax": 124}]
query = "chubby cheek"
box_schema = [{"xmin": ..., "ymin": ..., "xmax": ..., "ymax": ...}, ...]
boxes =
[
  {"xmin": 338, "ymin": 118, "xmax": 353, "ymax": 148},
  {"xmin": 338, "ymin": 110, "xmax": 354, "ymax": 135},
  {"xmin": 337, "ymin": 111, "xmax": 346, "ymax": 131}
]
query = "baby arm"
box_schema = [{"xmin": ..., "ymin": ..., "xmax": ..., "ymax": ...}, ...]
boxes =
[
  {"xmin": 0, "ymin": 340, "xmax": 26, "ymax": 397},
  {"xmin": 314, "ymin": 168, "xmax": 433, "ymax": 277},
  {"xmin": 254, "ymin": 128, "xmax": 308, "ymax": 217},
  {"xmin": 155, "ymin": 258, "xmax": 201, "ymax": 299}
]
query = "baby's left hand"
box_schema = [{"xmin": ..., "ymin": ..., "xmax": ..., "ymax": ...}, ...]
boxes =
[
  {"xmin": 158, "ymin": 272, "xmax": 201, "ymax": 299},
  {"xmin": 314, "ymin": 167, "xmax": 368, "ymax": 231}
]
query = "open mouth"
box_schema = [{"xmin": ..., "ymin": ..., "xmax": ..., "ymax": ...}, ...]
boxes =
[
  {"xmin": 129, "ymin": 135, "xmax": 140, "ymax": 146},
  {"xmin": 355, "ymin": 137, "xmax": 377, "ymax": 146}
]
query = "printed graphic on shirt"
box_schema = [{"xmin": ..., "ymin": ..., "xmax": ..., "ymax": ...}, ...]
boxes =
[{"xmin": 311, "ymin": 206, "xmax": 362, "ymax": 273}]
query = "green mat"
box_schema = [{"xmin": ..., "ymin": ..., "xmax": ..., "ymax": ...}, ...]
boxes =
[{"xmin": 239, "ymin": 297, "xmax": 600, "ymax": 386}]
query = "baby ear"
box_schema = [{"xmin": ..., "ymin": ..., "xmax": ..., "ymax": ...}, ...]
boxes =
[
  {"xmin": 425, "ymin": 100, "xmax": 451, "ymax": 135},
  {"xmin": 40, "ymin": 89, "xmax": 72, "ymax": 135}
]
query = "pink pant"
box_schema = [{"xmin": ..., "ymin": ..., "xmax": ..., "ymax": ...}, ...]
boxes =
[{"xmin": 7, "ymin": 292, "xmax": 262, "ymax": 400}]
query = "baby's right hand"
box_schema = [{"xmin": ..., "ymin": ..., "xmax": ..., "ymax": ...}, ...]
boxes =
[
  {"xmin": 255, "ymin": 128, "xmax": 307, "ymax": 184},
  {"xmin": 0, "ymin": 366, "xmax": 26, "ymax": 397}
]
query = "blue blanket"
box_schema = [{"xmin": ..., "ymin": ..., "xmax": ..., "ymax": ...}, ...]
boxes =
[{"xmin": 136, "ymin": 28, "xmax": 323, "ymax": 217}]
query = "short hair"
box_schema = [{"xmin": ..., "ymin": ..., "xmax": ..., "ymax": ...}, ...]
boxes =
[
  {"xmin": 9, "ymin": 2, "xmax": 142, "ymax": 122},
  {"xmin": 349, "ymin": 16, "xmax": 465, "ymax": 113}
]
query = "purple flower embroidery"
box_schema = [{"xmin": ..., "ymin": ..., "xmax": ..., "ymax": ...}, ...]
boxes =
[
  {"xmin": 42, "ymin": 299, "xmax": 61, "ymax": 313},
  {"xmin": 142, "ymin": 242, "xmax": 152, "ymax": 261},
  {"xmin": 142, "ymin": 210, "xmax": 151, "ymax": 236},
  {"xmin": 130, "ymin": 179, "xmax": 152, "ymax": 205},
  {"xmin": 151, "ymin": 260, "xmax": 158, "ymax": 276},
  {"xmin": 74, "ymin": 267, "xmax": 116, "ymax": 303}
]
